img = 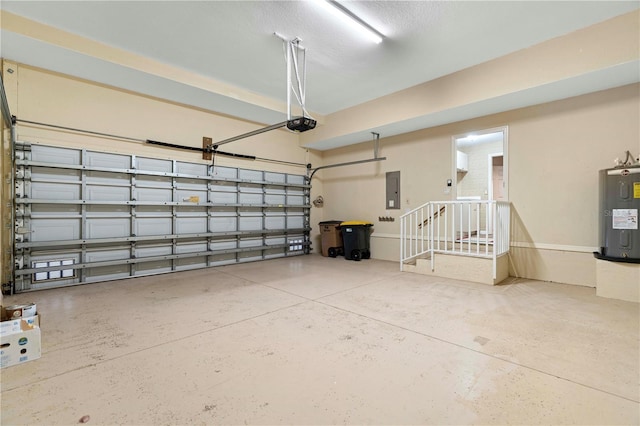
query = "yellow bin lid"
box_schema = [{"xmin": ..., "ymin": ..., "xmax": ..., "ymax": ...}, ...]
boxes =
[{"xmin": 340, "ymin": 221, "xmax": 373, "ymax": 226}]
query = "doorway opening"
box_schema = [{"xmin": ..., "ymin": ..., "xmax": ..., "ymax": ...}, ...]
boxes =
[
  {"xmin": 452, "ymin": 126, "xmax": 508, "ymax": 237},
  {"xmin": 452, "ymin": 126, "xmax": 508, "ymax": 202}
]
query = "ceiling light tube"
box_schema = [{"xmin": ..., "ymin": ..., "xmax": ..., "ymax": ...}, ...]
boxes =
[{"xmin": 315, "ymin": 0, "xmax": 384, "ymax": 44}]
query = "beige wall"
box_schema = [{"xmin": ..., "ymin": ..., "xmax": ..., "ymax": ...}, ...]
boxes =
[
  {"xmin": 319, "ymin": 83, "xmax": 640, "ymax": 287},
  {"xmin": 1, "ymin": 57, "xmax": 638, "ymax": 291}
]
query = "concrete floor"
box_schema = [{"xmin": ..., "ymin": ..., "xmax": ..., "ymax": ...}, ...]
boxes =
[{"xmin": 1, "ymin": 255, "xmax": 639, "ymax": 425}]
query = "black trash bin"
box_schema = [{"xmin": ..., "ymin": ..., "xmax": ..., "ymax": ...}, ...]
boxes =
[{"xmin": 340, "ymin": 221, "xmax": 373, "ymax": 261}]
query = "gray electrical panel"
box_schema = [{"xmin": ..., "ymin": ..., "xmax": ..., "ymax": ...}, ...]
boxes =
[
  {"xmin": 386, "ymin": 171, "xmax": 400, "ymax": 210},
  {"xmin": 595, "ymin": 165, "xmax": 640, "ymax": 262}
]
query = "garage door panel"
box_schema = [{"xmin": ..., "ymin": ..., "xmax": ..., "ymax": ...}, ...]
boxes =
[
  {"xmin": 175, "ymin": 242, "xmax": 207, "ymax": 254},
  {"xmin": 265, "ymin": 187, "xmax": 286, "ymax": 205},
  {"xmin": 238, "ymin": 251, "xmax": 263, "ymax": 262},
  {"xmin": 14, "ymin": 142, "xmax": 309, "ymax": 291},
  {"xmin": 31, "ymin": 204, "xmax": 81, "ymax": 216},
  {"xmin": 239, "ymin": 192, "xmax": 263, "ymax": 204},
  {"xmin": 86, "ymin": 205, "xmax": 130, "ymax": 216},
  {"xmin": 30, "ymin": 218, "xmax": 81, "ymax": 241},
  {"xmin": 287, "ymin": 215, "xmax": 304, "ymax": 229},
  {"xmin": 266, "ymin": 236, "xmax": 286, "ymax": 246},
  {"xmin": 86, "ymin": 171, "xmax": 129, "ymax": 185},
  {"xmin": 136, "ymin": 205, "xmax": 171, "ymax": 216},
  {"xmin": 86, "ymin": 151, "xmax": 130, "ymax": 169},
  {"xmin": 264, "ymin": 248, "xmax": 286, "ymax": 259},
  {"xmin": 238, "ymin": 169, "xmax": 262, "ymax": 181},
  {"xmin": 176, "ymin": 206, "xmax": 207, "ymax": 215},
  {"xmin": 239, "ymin": 215, "xmax": 262, "ymax": 231},
  {"xmin": 264, "ymin": 172, "xmax": 286, "ymax": 183},
  {"xmin": 137, "ymin": 157, "xmax": 172, "ymax": 173},
  {"xmin": 31, "ymin": 182, "xmax": 80, "ymax": 200},
  {"xmin": 85, "ymin": 248, "xmax": 131, "ymax": 262},
  {"xmin": 175, "ymin": 257, "xmax": 207, "ymax": 271},
  {"xmin": 265, "ymin": 215, "xmax": 285, "ymax": 230},
  {"xmin": 135, "ymin": 260, "xmax": 172, "ymax": 275},
  {"xmin": 239, "ymin": 238, "xmax": 262, "ymax": 248},
  {"xmin": 176, "ymin": 189, "xmax": 207, "ymax": 203},
  {"xmin": 31, "ymin": 146, "xmax": 81, "ymax": 165},
  {"xmin": 209, "ymin": 239, "xmax": 237, "ymax": 251},
  {"xmin": 136, "ymin": 218, "xmax": 172, "ymax": 236},
  {"xmin": 86, "ymin": 185, "xmax": 130, "ymax": 201},
  {"xmin": 136, "ymin": 187, "xmax": 172, "ymax": 202},
  {"xmin": 137, "ymin": 175, "xmax": 172, "ymax": 188},
  {"xmin": 287, "ymin": 195, "xmax": 305, "ymax": 205},
  {"xmin": 212, "ymin": 166, "xmax": 237, "ymax": 179},
  {"xmin": 176, "ymin": 217, "xmax": 207, "ymax": 234},
  {"xmin": 136, "ymin": 244, "xmax": 172, "ymax": 258},
  {"xmin": 209, "ymin": 216, "xmax": 237, "ymax": 232},
  {"xmin": 209, "ymin": 253, "xmax": 236, "ymax": 266},
  {"xmin": 31, "ymin": 167, "xmax": 80, "ymax": 181},
  {"xmin": 211, "ymin": 190, "xmax": 237, "ymax": 204},
  {"xmin": 176, "ymin": 162, "xmax": 207, "ymax": 176},
  {"xmin": 86, "ymin": 218, "xmax": 130, "ymax": 239},
  {"xmin": 85, "ymin": 265, "xmax": 131, "ymax": 282},
  {"xmin": 287, "ymin": 175, "xmax": 305, "ymax": 185}
]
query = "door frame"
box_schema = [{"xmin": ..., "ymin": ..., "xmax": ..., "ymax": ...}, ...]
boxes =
[
  {"xmin": 451, "ymin": 125, "xmax": 509, "ymax": 202},
  {"xmin": 487, "ymin": 152, "xmax": 504, "ymax": 202}
]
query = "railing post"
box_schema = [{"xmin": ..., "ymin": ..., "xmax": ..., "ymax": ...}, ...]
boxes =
[
  {"xmin": 492, "ymin": 201, "xmax": 497, "ymax": 280},
  {"xmin": 429, "ymin": 203, "xmax": 434, "ymax": 271},
  {"xmin": 400, "ymin": 215, "xmax": 404, "ymax": 271},
  {"xmin": 444, "ymin": 205, "xmax": 448, "ymax": 252},
  {"xmin": 420, "ymin": 206, "xmax": 424, "ymax": 255}
]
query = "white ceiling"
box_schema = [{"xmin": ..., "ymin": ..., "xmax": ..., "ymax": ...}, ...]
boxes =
[{"xmin": 1, "ymin": 1, "xmax": 639, "ymax": 149}]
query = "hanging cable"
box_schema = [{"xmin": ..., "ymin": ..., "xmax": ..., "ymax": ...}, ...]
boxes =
[
  {"xmin": 12, "ymin": 118, "xmax": 307, "ymax": 167},
  {"xmin": 275, "ymin": 33, "xmax": 313, "ymax": 121},
  {"xmin": 16, "ymin": 118, "xmax": 147, "ymax": 143}
]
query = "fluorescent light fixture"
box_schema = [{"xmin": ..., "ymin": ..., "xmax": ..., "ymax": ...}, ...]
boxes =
[{"xmin": 314, "ymin": 0, "xmax": 384, "ymax": 44}]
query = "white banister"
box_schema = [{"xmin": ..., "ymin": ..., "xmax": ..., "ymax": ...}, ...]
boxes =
[{"xmin": 400, "ymin": 200, "xmax": 511, "ymax": 279}]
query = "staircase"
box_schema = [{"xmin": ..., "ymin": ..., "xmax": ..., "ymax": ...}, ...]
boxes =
[{"xmin": 400, "ymin": 200, "xmax": 510, "ymax": 285}]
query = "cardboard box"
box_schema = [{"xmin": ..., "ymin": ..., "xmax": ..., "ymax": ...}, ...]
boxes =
[
  {"xmin": 1, "ymin": 315, "xmax": 40, "ymax": 336},
  {"xmin": 0, "ymin": 315, "xmax": 41, "ymax": 368},
  {"xmin": 319, "ymin": 220, "xmax": 343, "ymax": 257}
]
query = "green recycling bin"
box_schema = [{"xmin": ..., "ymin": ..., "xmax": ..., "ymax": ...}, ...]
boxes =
[{"xmin": 340, "ymin": 221, "xmax": 373, "ymax": 261}]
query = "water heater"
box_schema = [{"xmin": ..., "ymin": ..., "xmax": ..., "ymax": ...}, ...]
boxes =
[{"xmin": 594, "ymin": 165, "xmax": 640, "ymax": 263}]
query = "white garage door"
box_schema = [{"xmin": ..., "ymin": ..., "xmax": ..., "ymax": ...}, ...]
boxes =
[{"xmin": 13, "ymin": 142, "xmax": 310, "ymax": 292}]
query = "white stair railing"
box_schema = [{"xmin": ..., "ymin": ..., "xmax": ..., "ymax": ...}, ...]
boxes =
[{"xmin": 400, "ymin": 200, "xmax": 510, "ymax": 279}]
